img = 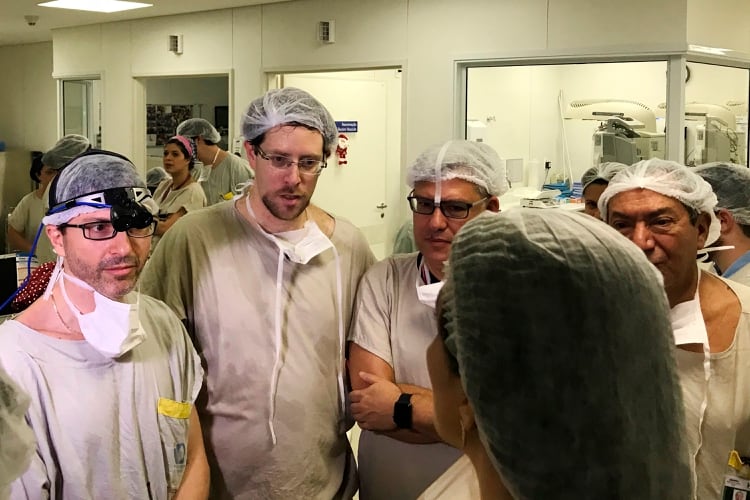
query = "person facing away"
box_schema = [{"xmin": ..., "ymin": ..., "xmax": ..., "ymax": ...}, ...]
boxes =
[
  {"xmin": 347, "ymin": 140, "xmax": 507, "ymax": 500},
  {"xmin": 8, "ymin": 134, "xmax": 90, "ymax": 263},
  {"xmin": 176, "ymin": 117, "xmax": 253, "ymax": 205},
  {"xmin": 579, "ymin": 161, "xmax": 626, "ymax": 219},
  {"xmin": 0, "ymin": 361, "xmax": 36, "ymax": 499},
  {"xmin": 151, "ymin": 135, "xmax": 207, "ymax": 249},
  {"xmin": 694, "ymin": 162, "xmax": 750, "ymax": 287},
  {"xmin": 141, "ymin": 87, "xmax": 376, "ymax": 499},
  {"xmin": 0, "ymin": 150, "xmax": 209, "ymax": 499},
  {"xmin": 425, "ymin": 209, "xmax": 691, "ymax": 500},
  {"xmin": 598, "ymin": 158, "xmax": 750, "ymax": 499}
]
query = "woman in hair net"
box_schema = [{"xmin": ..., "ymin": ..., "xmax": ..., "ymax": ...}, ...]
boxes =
[
  {"xmin": 7, "ymin": 134, "xmax": 90, "ymax": 263},
  {"xmin": 580, "ymin": 162, "xmax": 627, "ymax": 219},
  {"xmin": 0, "ymin": 362, "xmax": 35, "ymax": 499},
  {"xmin": 423, "ymin": 209, "xmax": 691, "ymax": 499}
]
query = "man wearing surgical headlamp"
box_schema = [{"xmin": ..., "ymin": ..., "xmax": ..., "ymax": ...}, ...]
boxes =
[{"xmin": 0, "ymin": 151, "xmax": 209, "ymax": 499}]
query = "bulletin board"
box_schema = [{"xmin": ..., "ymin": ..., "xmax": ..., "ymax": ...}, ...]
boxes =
[{"xmin": 146, "ymin": 104, "xmax": 194, "ymax": 146}]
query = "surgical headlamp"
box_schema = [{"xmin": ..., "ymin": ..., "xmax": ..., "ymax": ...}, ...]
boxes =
[{"xmin": 47, "ymin": 186, "xmax": 155, "ymax": 232}]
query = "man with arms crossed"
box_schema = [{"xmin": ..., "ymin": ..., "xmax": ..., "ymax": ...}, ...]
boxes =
[
  {"xmin": 143, "ymin": 87, "xmax": 375, "ymax": 499},
  {"xmin": 348, "ymin": 140, "xmax": 507, "ymax": 499}
]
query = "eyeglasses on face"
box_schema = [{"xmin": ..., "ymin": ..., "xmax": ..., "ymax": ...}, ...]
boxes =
[
  {"xmin": 406, "ymin": 193, "xmax": 489, "ymax": 220},
  {"xmin": 59, "ymin": 220, "xmax": 156, "ymax": 240},
  {"xmin": 254, "ymin": 145, "xmax": 327, "ymax": 176}
]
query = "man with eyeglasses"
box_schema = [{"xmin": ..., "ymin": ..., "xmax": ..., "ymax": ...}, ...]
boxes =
[
  {"xmin": 347, "ymin": 140, "xmax": 507, "ymax": 500},
  {"xmin": 142, "ymin": 87, "xmax": 375, "ymax": 499},
  {"xmin": 0, "ymin": 151, "xmax": 208, "ymax": 498}
]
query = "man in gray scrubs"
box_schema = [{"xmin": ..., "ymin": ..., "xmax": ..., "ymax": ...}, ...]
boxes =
[
  {"xmin": 176, "ymin": 117, "xmax": 253, "ymax": 205},
  {"xmin": 0, "ymin": 151, "xmax": 208, "ymax": 499},
  {"xmin": 143, "ymin": 88, "xmax": 375, "ymax": 499}
]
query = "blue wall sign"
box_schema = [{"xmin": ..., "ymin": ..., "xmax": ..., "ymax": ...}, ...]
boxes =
[{"xmin": 335, "ymin": 121, "xmax": 358, "ymax": 133}]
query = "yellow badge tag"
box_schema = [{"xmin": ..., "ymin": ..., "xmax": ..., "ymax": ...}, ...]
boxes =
[
  {"xmin": 157, "ymin": 397, "xmax": 191, "ymax": 419},
  {"xmin": 222, "ymin": 191, "xmax": 234, "ymax": 200}
]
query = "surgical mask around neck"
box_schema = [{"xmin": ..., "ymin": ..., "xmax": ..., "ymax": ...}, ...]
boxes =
[
  {"xmin": 59, "ymin": 272, "xmax": 145, "ymax": 358},
  {"xmin": 669, "ymin": 270, "xmax": 709, "ymax": 347},
  {"xmin": 416, "ymin": 256, "xmax": 443, "ymax": 309},
  {"xmin": 245, "ymin": 195, "xmax": 333, "ymax": 264}
]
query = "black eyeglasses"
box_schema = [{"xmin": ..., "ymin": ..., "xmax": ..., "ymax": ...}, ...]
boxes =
[
  {"xmin": 407, "ymin": 193, "xmax": 489, "ymax": 220},
  {"xmin": 254, "ymin": 145, "xmax": 327, "ymax": 175},
  {"xmin": 60, "ymin": 220, "xmax": 156, "ymax": 240}
]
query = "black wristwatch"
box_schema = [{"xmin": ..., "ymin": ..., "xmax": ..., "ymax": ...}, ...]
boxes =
[{"xmin": 393, "ymin": 393, "xmax": 413, "ymax": 429}]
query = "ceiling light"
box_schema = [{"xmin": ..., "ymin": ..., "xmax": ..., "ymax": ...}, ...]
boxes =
[{"xmin": 38, "ymin": 0, "xmax": 153, "ymax": 13}]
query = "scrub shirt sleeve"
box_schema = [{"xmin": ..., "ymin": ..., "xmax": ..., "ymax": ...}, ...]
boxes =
[
  {"xmin": 8, "ymin": 194, "xmax": 31, "ymax": 232},
  {"xmin": 348, "ymin": 261, "xmax": 395, "ymax": 368}
]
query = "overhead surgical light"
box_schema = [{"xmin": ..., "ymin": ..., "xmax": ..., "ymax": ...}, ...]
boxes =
[{"xmin": 38, "ymin": 0, "xmax": 153, "ymax": 13}]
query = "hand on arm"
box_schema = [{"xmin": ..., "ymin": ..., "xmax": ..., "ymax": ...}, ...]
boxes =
[
  {"xmin": 155, "ymin": 208, "xmax": 187, "ymax": 236},
  {"xmin": 348, "ymin": 343, "xmax": 441, "ymax": 444},
  {"xmin": 173, "ymin": 408, "xmax": 209, "ymax": 500}
]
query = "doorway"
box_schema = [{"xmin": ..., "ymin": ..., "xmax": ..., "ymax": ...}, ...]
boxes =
[{"xmin": 270, "ymin": 69, "xmax": 403, "ymax": 259}]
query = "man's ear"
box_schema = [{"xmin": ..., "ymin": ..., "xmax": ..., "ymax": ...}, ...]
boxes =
[
  {"xmin": 45, "ymin": 225, "xmax": 65, "ymax": 258},
  {"xmin": 244, "ymin": 141, "xmax": 258, "ymax": 173},
  {"xmin": 695, "ymin": 212, "xmax": 712, "ymax": 249},
  {"xmin": 486, "ymin": 196, "xmax": 500, "ymax": 213},
  {"xmin": 716, "ymin": 208, "xmax": 735, "ymax": 235}
]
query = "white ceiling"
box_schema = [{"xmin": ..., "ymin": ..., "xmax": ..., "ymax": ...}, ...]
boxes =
[{"xmin": 0, "ymin": 0, "xmax": 291, "ymax": 46}]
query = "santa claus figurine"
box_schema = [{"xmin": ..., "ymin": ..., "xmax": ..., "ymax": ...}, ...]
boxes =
[{"xmin": 336, "ymin": 133, "xmax": 349, "ymax": 166}]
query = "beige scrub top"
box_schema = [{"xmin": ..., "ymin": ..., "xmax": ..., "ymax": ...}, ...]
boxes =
[
  {"xmin": 417, "ymin": 455, "xmax": 480, "ymax": 500},
  {"xmin": 0, "ymin": 295, "xmax": 203, "ymax": 499},
  {"xmin": 141, "ymin": 199, "xmax": 375, "ymax": 499},
  {"xmin": 8, "ymin": 191, "xmax": 55, "ymax": 263},
  {"xmin": 151, "ymin": 179, "xmax": 207, "ymax": 249},
  {"xmin": 676, "ymin": 276, "xmax": 750, "ymax": 499},
  {"xmin": 200, "ymin": 153, "xmax": 252, "ymax": 205},
  {"xmin": 349, "ymin": 253, "xmax": 462, "ymax": 500}
]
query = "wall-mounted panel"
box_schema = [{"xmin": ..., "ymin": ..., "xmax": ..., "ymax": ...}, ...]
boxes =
[{"xmin": 52, "ymin": 24, "xmax": 102, "ymax": 77}]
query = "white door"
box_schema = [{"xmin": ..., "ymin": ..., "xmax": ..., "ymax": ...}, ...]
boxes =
[{"xmin": 282, "ymin": 73, "xmax": 390, "ymax": 258}]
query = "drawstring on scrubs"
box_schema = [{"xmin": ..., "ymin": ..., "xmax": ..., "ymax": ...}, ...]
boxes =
[{"xmin": 245, "ymin": 195, "xmax": 346, "ymax": 446}]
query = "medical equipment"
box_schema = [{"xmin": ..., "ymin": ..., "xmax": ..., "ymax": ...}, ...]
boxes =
[{"xmin": 592, "ymin": 117, "xmax": 665, "ymax": 165}]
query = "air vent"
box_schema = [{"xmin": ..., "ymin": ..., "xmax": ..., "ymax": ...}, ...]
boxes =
[
  {"xmin": 168, "ymin": 34, "xmax": 183, "ymax": 54},
  {"xmin": 318, "ymin": 20, "xmax": 335, "ymax": 43}
]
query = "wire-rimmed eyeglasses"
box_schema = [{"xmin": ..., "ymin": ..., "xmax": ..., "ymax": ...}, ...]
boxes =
[
  {"xmin": 407, "ymin": 192, "xmax": 489, "ymax": 220},
  {"xmin": 254, "ymin": 145, "xmax": 327, "ymax": 176}
]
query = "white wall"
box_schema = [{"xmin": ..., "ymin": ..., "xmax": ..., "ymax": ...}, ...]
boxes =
[{"xmin": 0, "ymin": 42, "xmax": 57, "ymax": 153}]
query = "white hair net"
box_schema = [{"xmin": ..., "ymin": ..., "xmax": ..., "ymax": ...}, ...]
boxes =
[
  {"xmin": 41, "ymin": 134, "xmax": 91, "ymax": 170},
  {"xmin": 694, "ymin": 162, "xmax": 750, "ymax": 226},
  {"xmin": 438, "ymin": 209, "xmax": 691, "ymax": 499},
  {"xmin": 406, "ymin": 140, "xmax": 509, "ymax": 197},
  {"xmin": 598, "ymin": 158, "xmax": 720, "ymax": 245},
  {"xmin": 0, "ymin": 363, "xmax": 35, "ymax": 494},
  {"xmin": 580, "ymin": 162, "xmax": 627, "ymax": 192},
  {"xmin": 241, "ymin": 87, "xmax": 338, "ymax": 157},
  {"xmin": 176, "ymin": 118, "xmax": 221, "ymax": 144},
  {"xmin": 146, "ymin": 166, "xmax": 170, "ymax": 187}
]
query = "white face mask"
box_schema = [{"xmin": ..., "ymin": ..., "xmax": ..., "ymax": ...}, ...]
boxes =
[
  {"xmin": 272, "ymin": 221, "xmax": 334, "ymax": 264},
  {"xmin": 59, "ymin": 273, "xmax": 146, "ymax": 358},
  {"xmin": 416, "ymin": 281, "xmax": 443, "ymax": 309},
  {"xmin": 669, "ymin": 272, "xmax": 709, "ymax": 347}
]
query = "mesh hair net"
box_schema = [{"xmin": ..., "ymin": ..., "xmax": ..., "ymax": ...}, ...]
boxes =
[
  {"xmin": 43, "ymin": 152, "xmax": 157, "ymax": 226},
  {"xmin": 581, "ymin": 162, "xmax": 627, "ymax": 192},
  {"xmin": 41, "ymin": 134, "xmax": 91, "ymax": 170},
  {"xmin": 0, "ymin": 363, "xmax": 35, "ymax": 492},
  {"xmin": 146, "ymin": 166, "xmax": 170, "ymax": 187},
  {"xmin": 694, "ymin": 162, "xmax": 750, "ymax": 225},
  {"xmin": 240, "ymin": 87, "xmax": 338, "ymax": 156},
  {"xmin": 176, "ymin": 118, "xmax": 221, "ymax": 143},
  {"xmin": 439, "ymin": 209, "xmax": 691, "ymax": 500},
  {"xmin": 406, "ymin": 140, "xmax": 509, "ymax": 197},
  {"xmin": 598, "ymin": 158, "xmax": 720, "ymax": 245}
]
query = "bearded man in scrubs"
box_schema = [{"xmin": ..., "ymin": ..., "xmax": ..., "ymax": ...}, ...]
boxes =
[
  {"xmin": 142, "ymin": 87, "xmax": 376, "ymax": 499},
  {"xmin": 347, "ymin": 140, "xmax": 507, "ymax": 500},
  {"xmin": 0, "ymin": 151, "xmax": 208, "ymax": 498},
  {"xmin": 599, "ymin": 158, "xmax": 750, "ymax": 499}
]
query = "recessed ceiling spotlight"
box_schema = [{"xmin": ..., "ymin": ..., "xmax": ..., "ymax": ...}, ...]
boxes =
[{"xmin": 38, "ymin": 0, "xmax": 153, "ymax": 13}]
